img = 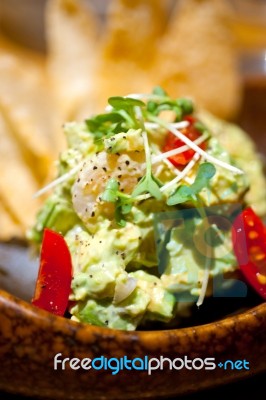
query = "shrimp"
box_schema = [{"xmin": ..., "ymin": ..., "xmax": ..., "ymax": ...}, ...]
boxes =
[{"xmin": 72, "ymin": 150, "xmax": 145, "ymax": 232}]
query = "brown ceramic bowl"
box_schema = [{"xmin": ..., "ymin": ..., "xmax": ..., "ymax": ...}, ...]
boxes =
[{"xmin": 0, "ymin": 288, "xmax": 265, "ymax": 400}]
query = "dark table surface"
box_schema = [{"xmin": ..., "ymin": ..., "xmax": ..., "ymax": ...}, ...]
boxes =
[{"xmin": 1, "ymin": 371, "xmax": 265, "ymax": 400}]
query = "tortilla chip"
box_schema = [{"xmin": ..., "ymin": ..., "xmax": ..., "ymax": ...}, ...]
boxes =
[
  {"xmin": 92, "ymin": 0, "xmax": 170, "ymax": 111},
  {"xmin": 101, "ymin": 0, "xmax": 169, "ymax": 67},
  {"xmin": 0, "ymin": 109, "xmax": 41, "ymax": 230},
  {"xmin": 153, "ymin": 0, "xmax": 242, "ymax": 120},
  {"xmin": 0, "ymin": 38, "xmax": 61, "ymax": 182},
  {"xmin": 45, "ymin": 0, "xmax": 100, "ymax": 119}
]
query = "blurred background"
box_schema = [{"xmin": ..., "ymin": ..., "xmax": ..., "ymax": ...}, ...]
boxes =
[{"xmin": 0, "ymin": 0, "xmax": 266, "ymax": 243}]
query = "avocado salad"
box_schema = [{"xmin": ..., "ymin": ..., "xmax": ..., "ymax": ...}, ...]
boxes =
[{"xmin": 28, "ymin": 88, "xmax": 266, "ymax": 330}]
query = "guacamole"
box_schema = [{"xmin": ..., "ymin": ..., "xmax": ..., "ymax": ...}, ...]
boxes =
[{"xmin": 28, "ymin": 89, "xmax": 266, "ymax": 330}]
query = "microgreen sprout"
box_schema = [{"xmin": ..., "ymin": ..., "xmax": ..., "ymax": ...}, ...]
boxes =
[{"xmin": 167, "ymin": 162, "xmax": 216, "ymax": 205}]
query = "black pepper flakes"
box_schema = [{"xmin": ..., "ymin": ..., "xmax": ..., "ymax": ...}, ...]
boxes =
[
  {"xmin": 91, "ymin": 211, "xmax": 95, "ymax": 217},
  {"xmin": 93, "ymin": 166, "xmax": 98, "ymax": 170},
  {"xmin": 125, "ymin": 160, "xmax": 130, "ymax": 166}
]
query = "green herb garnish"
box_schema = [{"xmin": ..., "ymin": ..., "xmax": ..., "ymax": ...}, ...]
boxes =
[
  {"xmin": 167, "ymin": 162, "xmax": 216, "ymax": 205},
  {"xmin": 101, "ymin": 178, "xmax": 133, "ymax": 227},
  {"xmin": 108, "ymin": 96, "xmax": 145, "ymax": 109},
  {"xmin": 132, "ymin": 131, "xmax": 162, "ymax": 200}
]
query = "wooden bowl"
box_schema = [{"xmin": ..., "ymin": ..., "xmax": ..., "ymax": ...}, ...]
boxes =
[
  {"xmin": 0, "ymin": 288, "xmax": 266, "ymax": 399},
  {"xmin": 1, "ymin": 20, "xmax": 266, "ymax": 399}
]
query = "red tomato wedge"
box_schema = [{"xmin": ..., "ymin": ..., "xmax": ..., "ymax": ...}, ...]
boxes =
[
  {"xmin": 232, "ymin": 207, "xmax": 266, "ymax": 300},
  {"xmin": 32, "ymin": 228, "xmax": 73, "ymax": 316},
  {"xmin": 163, "ymin": 116, "xmax": 207, "ymax": 167}
]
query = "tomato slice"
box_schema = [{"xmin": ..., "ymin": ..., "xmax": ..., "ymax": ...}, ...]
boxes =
[
  {"xmin": 232, "ymin": 207, "xmax": 266, "ymax": 299},
  {"xmin": 163, "ymin": 116, "xmax": 207, "ymax": 167},
  {"xmin": 32, "ymin": 228, "xmax": 73, "ymax": 316}
]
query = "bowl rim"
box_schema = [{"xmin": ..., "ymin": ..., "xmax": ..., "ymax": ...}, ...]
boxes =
[{"xmin": 1, "ymin": 287, "xmax": 265, "ymax": 341}]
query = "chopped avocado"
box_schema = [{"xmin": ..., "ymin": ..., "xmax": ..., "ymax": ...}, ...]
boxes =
[
  {"xmin": 63, "ymin": 122, "xmax": 97, "ymax": 156},
  {"xmin": 71, "ymin": 287, "xmax": 150, "ymax": 330},
  {"xmin": 65, "ymin": 223, "xmax": 141, "ymax": 273},
  {"xmin": 203, "ymin": 138, "xmax": 249, "ymax": 204},
  {"xmin": 161, "ymin": 216, "xmax": 236, "ymax": 296},
  {"xmin": 66, "ymin": 224, "xmax": 141, "ymax": 303},
  {"xmin": 104, "ymin": 129, "xmax": 143, "ymax": 153},
  {"xmin": 71, "ymin": 266, "xmax": 126, "ymax": 301},
  {"xmin": 28, "ymin": 194, "xmax": 80, "ymax": 243},
  {"xmin": 130, "ymin": 270, "xmax": 175, "ymax": 322},
  {"xmin": 198, "ymin": 110, "xmax": 266, "ymax": 216}
]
